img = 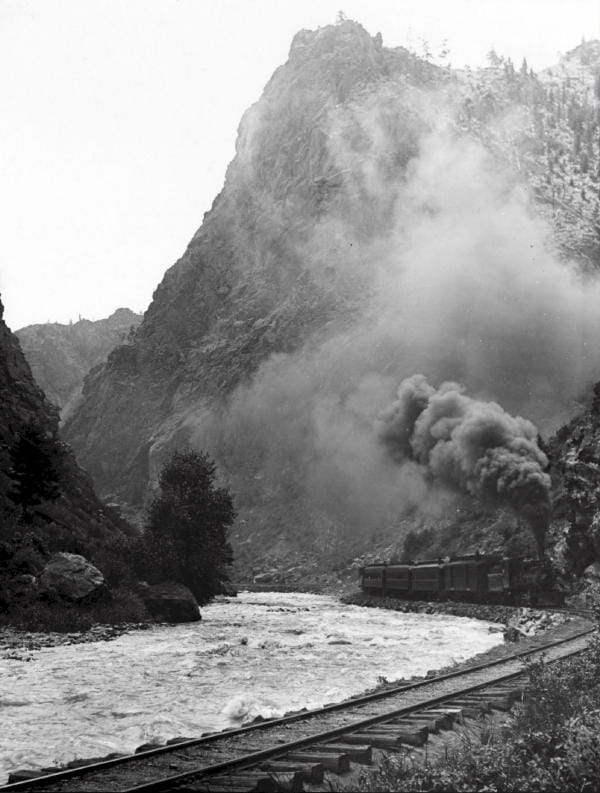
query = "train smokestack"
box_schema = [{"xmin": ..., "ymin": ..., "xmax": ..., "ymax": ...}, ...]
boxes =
[{"xmin": 379, "ymin": 375, "xmax": 551, "ymax": 558}]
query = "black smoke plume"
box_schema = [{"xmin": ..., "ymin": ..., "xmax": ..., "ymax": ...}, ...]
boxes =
[{"xmin": 379, "ymin": 375, "xmax": 551, "ymax": 557}]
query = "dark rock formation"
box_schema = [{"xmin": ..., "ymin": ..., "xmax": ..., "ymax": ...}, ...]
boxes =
[
  {"xmin": 548, "ymin": 391, "xmax": 600, "ymax": 575},
  {"xmin": 138, "ymin": 581, "xmax": 201, "ymax": 623},
  {"xmin": 39, "ymin": 552, "xmax": 107, "ymax": 603},
  {"xmin": 16, "ymin": 308, "xmax": 141, "ymax": 419},
  {"xmin": 0, "ymin": 293, "xmax": 134, "ymax": 558}
]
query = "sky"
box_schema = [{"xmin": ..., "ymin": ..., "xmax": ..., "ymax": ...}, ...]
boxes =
[{"xmin": 1, "ymin": 0, "xmax": 600, "ymax": 330}]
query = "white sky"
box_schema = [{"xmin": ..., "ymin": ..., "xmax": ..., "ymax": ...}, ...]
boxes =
[{"xmin": 1, "ymin": 0, "xmax": 599, "ymax": 330}]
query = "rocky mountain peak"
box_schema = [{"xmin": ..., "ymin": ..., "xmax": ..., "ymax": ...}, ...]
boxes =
[
  {"xmin": 16, "ymin": 309, "xmax": 142, "ymax": 416},
  {"xmin": 564, "ymin": 39, "xmax": 600, "ymax": 66},
  {"xmin": 288, "ymin": 19, "xmax": 383, "ymax": 72}
]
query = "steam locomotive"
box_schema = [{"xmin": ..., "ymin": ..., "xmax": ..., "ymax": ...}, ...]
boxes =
[{"xmin": 359, "ymin": 553, "xmax": 561, "ymax": 605}]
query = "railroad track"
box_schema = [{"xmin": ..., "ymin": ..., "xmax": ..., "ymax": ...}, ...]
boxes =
[{"xmin": 2, "ymin": 621, "xmax": 594, "ymax": 793}]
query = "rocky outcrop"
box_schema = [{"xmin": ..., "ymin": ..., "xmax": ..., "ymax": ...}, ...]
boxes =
[
  {"xmin": 547, "ymin": 387, "xmax": 600, "ymax": 575},
  {"xmin": 138, "ymin": 582, "xmax": 201, "ymax": 623},
  {"xmin": 39, "ymin": 553, "xmax": 107, "ymax": 603},
  {"xmin": 16, "ymin": 308, "xmax": 141, "ymax": 419},
  {"xmin": 0, "ymin": 294, "xmax": 134, "ymax": 563}
]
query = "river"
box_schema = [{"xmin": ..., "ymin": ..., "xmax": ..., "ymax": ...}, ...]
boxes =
[{"xmin": 0, "ymin": 591, "xmax": 503, "ymax": 781}]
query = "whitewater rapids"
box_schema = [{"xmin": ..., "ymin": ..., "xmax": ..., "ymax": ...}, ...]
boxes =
[{"xmin": 1, "ymin": 591, "xmax": 503, "ymax": 780}]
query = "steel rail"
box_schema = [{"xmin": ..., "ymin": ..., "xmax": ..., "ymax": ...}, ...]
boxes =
[
  {"xmin": 122, "ymin": 627, "xmax": 595, "ymax": 792},
  {"xmin": 1, "ymin": 622, "xmax": 594, "ymax": 792}
]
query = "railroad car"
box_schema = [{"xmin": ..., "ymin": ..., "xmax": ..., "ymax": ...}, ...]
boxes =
[{"xmin": 359, "ymin": 554, "xmax": 560, "ymax": 605}]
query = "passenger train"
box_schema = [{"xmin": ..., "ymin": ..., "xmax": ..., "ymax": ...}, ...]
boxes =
[{"xmin": 359, "ymin": 553, "xmax": 561, "ymax": 605}]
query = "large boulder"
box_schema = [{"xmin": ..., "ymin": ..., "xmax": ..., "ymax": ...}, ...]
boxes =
[
  {"xmin": 583, "ymin": 561, "xmax": 600, "ymax": 581},
  {"xmin": 39, "ymin": 552, "xmax": 108, "ymax": 603},
  {"xmin": 253, "ymin": 570, "xmax": 281, "ymax": 585},
  {"xmin": 138, "ymin": 582, "xmax": 201, "ymax": 623}
]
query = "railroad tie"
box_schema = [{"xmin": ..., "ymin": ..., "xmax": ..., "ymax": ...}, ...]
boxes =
[
  {"xmin": 464, "ymin": 691, "xmax": 513, "ymax": 710},
  {"xmin": 404, "ymin": 712, "xmax": 453, "ymax": 730},
  {"xmin": 387, "ymin": 714, "xmax": 444, "ymax": 732},
  {"xmin": 285, "ymin": 751, "xmax": 350, "ymax": 774},
  {"xmin": 259, "ymin": 760, "xmax": 324, "ymax": 783},
  {"xmin": 338, "ymin": 732, "xmax": 407, "ymax": 751},
  {"xmin": 173, "ymin": 783, "xmax": 256, "ymax": 793},
  {"xmin": 313, "ymin": 742, "xmax": 373, "ymax": 764},
  {"xmin": 174, "ymin": 785, "xmax": 252, "ymax": 793},
  {"xmin": 444, "ymin": 699, "xmax": 491, "ymax": 715},
  {"xmin": 480, "ymin": 685, "xmax": 527, "ymax": 704},
  {"xmin": 422, "ymin": 707, "xmax": 464, "ymax": 723},
  {"xmin": 363, "ymin": 722, "xmax": 431, "ymax": 739},
  {"xmin": 182, "ymin": 771, "xmax": 298, "ymax": 792},
  {"xmin": 340, "ymin": 724, "xmax": 428, "ymax": 748},
  {"xmin": 370, "ymin": 722, "xmax": 429, "ymax": 745}
]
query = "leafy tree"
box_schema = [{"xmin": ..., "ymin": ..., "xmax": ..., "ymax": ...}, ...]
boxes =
[
  {"xmin": 143, "ymin": 450, "xmax": 235, "ymax": 605},
  {"xmin": 8, "ymin": 425, "xmax": 64, "ymax": 522}
]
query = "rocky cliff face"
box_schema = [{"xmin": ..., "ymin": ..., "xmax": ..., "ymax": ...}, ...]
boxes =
[
  {"xmin": 16, "ymin": 309, "xmax": 141, "ymax": 421},
  {"xmin": 63, "ymin": 22, "xmax": 437, "ymax": 517},
  {"xmin": 547, "ymin": 383, "xmax": 600, "ymax": 575},
  {"xmin": 0, "ymin": 295, "xmax": 132, "ymax": 555},
  {"xmin": 62, "ymin": 22, "xmax": 600, "ymax": 570}
]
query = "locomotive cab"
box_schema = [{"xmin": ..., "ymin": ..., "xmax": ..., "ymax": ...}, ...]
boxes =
[{"xmin": 443, "ymin": 558, "xmax": 488, "ymax": 594}]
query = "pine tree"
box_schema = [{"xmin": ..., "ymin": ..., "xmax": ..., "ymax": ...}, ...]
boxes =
[
  {"xmin": 8, "ymin": 426, "xmax": 64, "ymax": 522},
  {"xmin": 142, "ymin": 450, "xmax": 235, "ymax": 605}
]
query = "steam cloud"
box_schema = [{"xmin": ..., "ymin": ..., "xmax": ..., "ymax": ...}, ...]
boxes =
[
  {"xmin": 379, "ymin": 375, "xmax": 551, "ymax": 556},
  {"xmin": 186, "ymin": 80, "xmax": 600, "ymax": 549}
]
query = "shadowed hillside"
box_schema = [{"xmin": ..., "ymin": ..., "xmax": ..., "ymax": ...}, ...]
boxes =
[
  {"xmin": 16, "ymin": 309, "xmax": 141, "ymax": 421},
  {"xmin": 0, "ymin": 295, "xmax": 134, "ymax": 557}
]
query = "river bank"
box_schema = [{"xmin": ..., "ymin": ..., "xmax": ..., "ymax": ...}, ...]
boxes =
[
  {"xmin": 341, "ymin": 591, "xmax": 569, "ymax": 637},
  {"xmin": 1, "ymin": 591, "xmax": 503, "ymax": 783},
  {"xmin": 0, "ymin": 623, "xmax": 150, "ymax": 661},
  {"xmin": 0, "ymin": 588, "xmax": 571, "ymax": 660}
]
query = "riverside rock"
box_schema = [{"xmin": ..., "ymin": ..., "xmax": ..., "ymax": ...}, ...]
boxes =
[
  {"xmin": 139, "ymin": 582, "xmax": 201, "ymax": 623},
  {"xmin": 39, "ymin": 553, "xmax": 107, "ymax": 603}
]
